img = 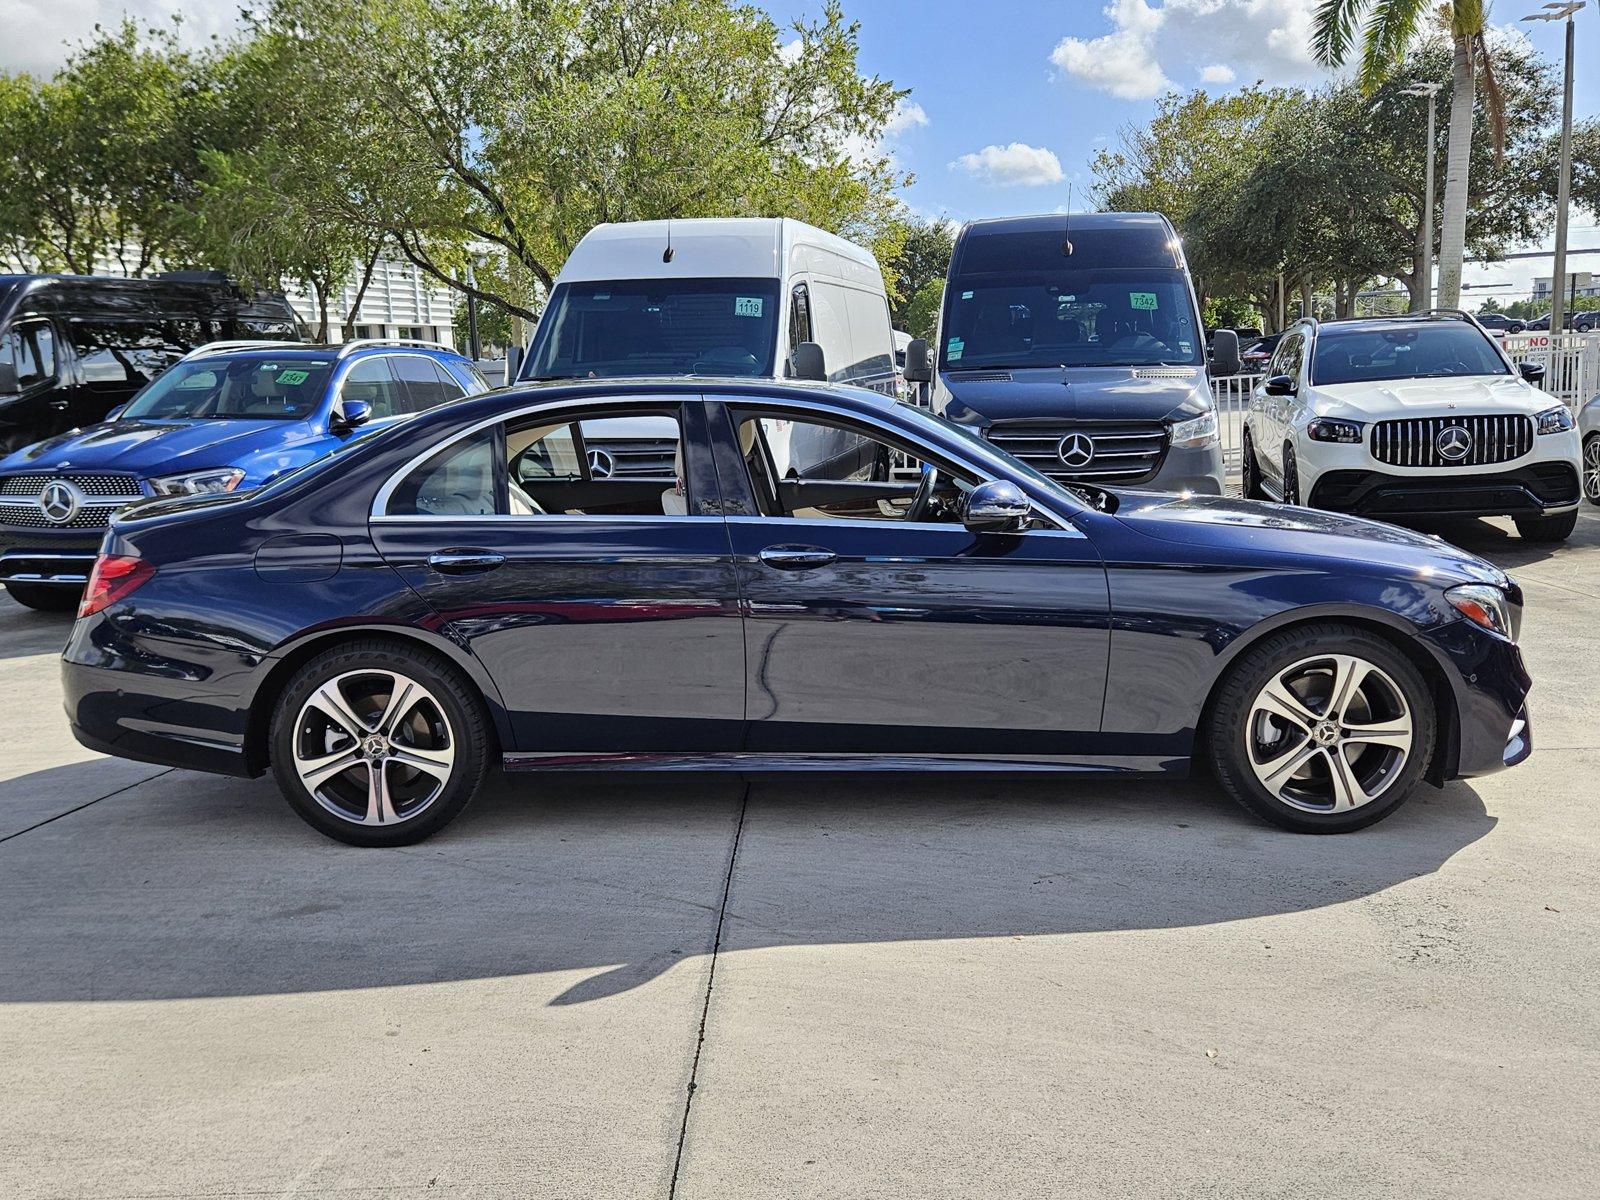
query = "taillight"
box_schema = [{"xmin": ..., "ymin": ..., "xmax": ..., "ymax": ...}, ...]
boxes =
[{"xmin": 78, "ymin": 554, "xmax": 155, "ymax": 619}]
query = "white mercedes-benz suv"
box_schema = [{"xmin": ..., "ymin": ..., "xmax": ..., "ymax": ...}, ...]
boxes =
[{"xmin": 1242, "ymin": 312, "xmax": 1583, "ymax": 542}]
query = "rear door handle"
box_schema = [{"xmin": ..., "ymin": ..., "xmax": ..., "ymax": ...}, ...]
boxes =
[
  {"xmin": 758, "ymin": 545, "xmax": 837, "ymax": 570},
  {"xmin": 427, "ymin": 550, "xmax": 506, "ymax": 574}
]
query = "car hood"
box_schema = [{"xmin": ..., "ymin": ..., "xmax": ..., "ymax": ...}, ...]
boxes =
[
  {"xmin": 1111, "ymin": 490, "xmax": 1508, "ymax": 586},
  {"xmin": 1311, "ymin": 374, "xmax": 1547, "ymax": 419},
  {"xmin": 0, "ymin": 418, "xmax": 318, "ymax": 477},
  {"xmin": 939, "ymin": 366, "xmax": 1211, "ymax": 425}
]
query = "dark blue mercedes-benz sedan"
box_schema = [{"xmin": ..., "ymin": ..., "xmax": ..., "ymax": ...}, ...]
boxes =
[{"xmin": 60, "ymin": 378, "xmax": 1532, "ymax": 845}]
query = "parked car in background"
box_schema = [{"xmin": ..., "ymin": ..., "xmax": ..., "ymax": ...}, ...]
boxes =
[
  {"xmin": 1240, "ymin": 332, "xmax": 1283, "ymax": 374},
  {"xmin": 517, "ymin": 217, "xmax": 899, "ymax": 479},
  {"xmin": 1526, "ymin": 310, "xmax": 1598, "ymax": 333},
  {"xmin": 1242, "ymin": 311, "xmax": 1582, "ymax": 542},
  {"xmin": 63, "ymin": 377, "xmax": 1533, "ymax": 845},
  {"xmin": 1475, "ymin": 312, "xmax": 1526, "ymax": 335},
  {"xmin": 0, "ymin": 338, "xmax": 486, "ymax": 610},
  {"xmin": 0, "ymin": 273, "xmax": 302, "ymax": 454},
  {"xmin": 1580, "ymin": 393, "xmax": 1600, "ymax": 505},
  {"xmin": 904, "ymin": 212, "xmax": 1232, "ymax": 495}
]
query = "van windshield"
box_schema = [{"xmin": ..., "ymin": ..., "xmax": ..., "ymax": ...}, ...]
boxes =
[
  {"xmin": 120, "ymin": 355, "xmax": 334, "ymax": 421},
  {"xmin": 941, "ymin": 271, "xmax": 1202, "ymax": 370},
  {"xmin": 524, "ymin": 279, "xmax": 781, "ymax": 380}
]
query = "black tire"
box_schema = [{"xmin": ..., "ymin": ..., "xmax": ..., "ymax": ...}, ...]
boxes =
[
  {"xmin": 1281, "ymin": 444, "xmax": 1301, "ymax": 505},
  {"xmin": 1206, "ymin": 622, "xmax": 1436, "ymax": 834},
  {"xmin": 1513, "ymin": 509, "xmax": 1578, "ymax": 543},
  {"xmin": 1584, "ymin": 435, "xmax": 1600, "ymax": 507},
  {"xmin": 1241, "ymin": 428, "xmax": 1265, "ymax": 499},
  {"xmin": 4, "ymin": 582, "xmax": 79, "ymax": 613},
  {"xmin": 269, "ymin": 639, "xmax": 490, "ymax": 846}
]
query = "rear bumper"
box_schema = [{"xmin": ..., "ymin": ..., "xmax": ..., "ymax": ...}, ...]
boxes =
[{"xmin": 1309, "ymin": 463, "xmax": 1580, "ymax": 519}]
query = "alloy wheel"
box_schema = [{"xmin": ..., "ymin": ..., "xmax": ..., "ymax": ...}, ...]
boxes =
[
  {"xmin": 292, "ymin": 669, "xmax": 456, "ymax": 826},
  {"xmin": 1585, "ymin": 436, "xmax": 1600, "ymax": 504},
  {"xmin": 1245, "ymin": 653, "xmax": 1414, "ymax": 813}
]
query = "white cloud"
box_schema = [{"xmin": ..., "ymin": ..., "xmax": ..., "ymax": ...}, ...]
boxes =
[
  {"xmin": 884, "ymin": 100, "xmax": 929, "ymax": 137},
  {"xmin": 951, "ymin": 142, "xmax": 1065, "ymax": 187},
  {"xmin": 1050, "ymin": 0, "xmax": 1324, "ymax": 101},
  {"xmin": 0, "ymin": 1, "xmax": 242, "ymax": 74}
]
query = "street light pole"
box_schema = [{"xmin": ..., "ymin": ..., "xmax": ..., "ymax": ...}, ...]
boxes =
[
  {"xmin": 1401, "ymin": 83, "xmax": 1442, "ymax": 311},
  {"xmin": 1525, "ymin": 1, "xmax": 1588, "ymax": 334}
]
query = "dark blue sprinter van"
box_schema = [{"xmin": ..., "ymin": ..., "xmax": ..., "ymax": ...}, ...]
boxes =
[{"xmin": 904, "ymin": 213, "xmax": 1236, "ymax": 494}]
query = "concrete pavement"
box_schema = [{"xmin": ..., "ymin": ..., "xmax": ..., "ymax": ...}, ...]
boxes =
[{"xmin": 1, "ymin": 511, "xmax": 1597, "ymax": 1197}]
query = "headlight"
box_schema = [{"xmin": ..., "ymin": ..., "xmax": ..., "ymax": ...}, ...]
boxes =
[
  {"xmin": 1307, "ymin": 417, "xmax": 1365, "ymax": 444},
  {"xmin": 1446, "ymin": 583, "xmax": 1520, "ymax": 642},
  {"xmin": 1535, "ymin": 405, "xmax": 1574, "ymax": 435},
  {"xmin": 149, "ymin": 468, "xmax": 246, "ymax": 496},
  {"xmin": 1170, "ymin": 411, "xmax": 1218, "ymax": 449}
]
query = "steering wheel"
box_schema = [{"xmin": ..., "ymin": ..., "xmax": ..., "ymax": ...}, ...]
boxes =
[
  {"xmin": 907, "ymin": 465, "xmax": 942, "ymax": 523},
  {"xmin": 1433, "ymin": 361, "xmax": 1472, "ymax": 375}
]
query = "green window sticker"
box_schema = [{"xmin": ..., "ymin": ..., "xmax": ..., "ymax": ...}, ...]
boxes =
[
  {"xmin": 275, "ymin": 369, "xmax": 310, "ymax": 385},
  {"xmin": 1130, "ymin": 292, "xmax": 1159, "ymax": 311},
  {"xmin": 734, "ymin": 297, "xmax": 763, "ymax": 318},
  {"xmin": 947, "ymin": 336, "xmax": 965, "ymax": 361}
]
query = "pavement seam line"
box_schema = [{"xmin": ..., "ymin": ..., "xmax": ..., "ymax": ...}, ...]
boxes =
[
  {"xmin": 667, "ymin": 783, "xmax": 751, "ymax": 1200},
  {"xmin": 0, "ymin": 766, "xmax": 174, "ymax": 846}
]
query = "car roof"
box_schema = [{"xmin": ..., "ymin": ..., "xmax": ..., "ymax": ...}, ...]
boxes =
[{"xmin": 1310, "ymin": 315, "xmax": 1489, "ymax": 336}]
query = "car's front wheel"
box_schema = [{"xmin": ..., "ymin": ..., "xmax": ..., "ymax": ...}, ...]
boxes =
[
  {"xmin": 1207, "ymin": 623, "xmax": 1436, "ymax": 833},
  {"xmin": 1583, "ymin": 435, "xmax": 1600, "ymax": 506},
  {"xmin": 270, "ymin": 640, "xmax": 490, "ymax": 846},
  {"xmin": 1281, "ymin": 444, "xmax": 1302, "ymax": 505},
  {"xmin": 1241, "ymin": 428, "xmax": 1265, "ymax": 499},
  {"xmin": 3, "ymin": 582, "xmax": 79, "ymax": 613},
  {"xmin": 1514, "ymin": 510, "xmax": 1578, "ymax": 542}
]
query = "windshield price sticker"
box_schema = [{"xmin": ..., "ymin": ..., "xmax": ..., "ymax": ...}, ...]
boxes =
[
  {"xmin": 734, "ymin": 297, "xmax": 763, "ymax": 318},
  {"xmin": 275, "ymin": 369, "xmax": 310, "ymax": 385},
  {"xmin": 947, "ymin": 336, "xmax": 965, "ymax": 361},
  {"xmin": 1130, "ymin": 292, "xmax": 1159, "ymax": 311}
]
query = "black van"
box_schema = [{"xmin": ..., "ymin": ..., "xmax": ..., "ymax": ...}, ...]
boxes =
[{"xmin": 0, "ymin": 274, "xmax": 302, "ymax": 452}]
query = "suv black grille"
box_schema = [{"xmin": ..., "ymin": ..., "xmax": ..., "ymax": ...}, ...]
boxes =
[
  {"xmin": 1370, "ymin": 415, "xmax": 1533, "ymax": 468},
  {"xmin": 585, "ymin": 438, "xmax": 677, "ymax": 479},
  {"xmin": 985, "ymin": 421, "xmax": 1168, "ymax": 483}
]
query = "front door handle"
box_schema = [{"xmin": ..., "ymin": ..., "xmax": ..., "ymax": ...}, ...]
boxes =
[
  {"xmin": 758, "ymin": 545, "xmax": 837, "ymax": 570},
  {"xmin": 427, "ymin": 550, "xmax": 506, "ymax": 574}
]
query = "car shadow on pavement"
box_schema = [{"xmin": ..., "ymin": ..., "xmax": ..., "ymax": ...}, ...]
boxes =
[
  {"xmin": 0, "ymin": 603, "xmax": 72, "ymax": 661},
  {"xmin": 0, "ymin": 761, "xmax": 1496, "ymax": 1006},
  {"xmin": 1403, "ymin": 513, "xmax": 1597, "ymax": 568}
]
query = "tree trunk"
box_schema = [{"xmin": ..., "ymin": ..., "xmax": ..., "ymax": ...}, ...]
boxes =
[
  {"xmin": 1436, "ymin": 36, "xmax": 1477, "ymax": 310},
  {"xmin": 1298, "ymin": 279, "xmax": 1313, "ymax": 322},
  {"xmin": 342, "ymin": 244, "xmax": 383, "ymax": 342}
]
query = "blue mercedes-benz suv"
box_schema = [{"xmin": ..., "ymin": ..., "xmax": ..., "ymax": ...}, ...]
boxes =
[{"xmin": 0, "ymin": 339, "xmax": 487, "ymax": 610}]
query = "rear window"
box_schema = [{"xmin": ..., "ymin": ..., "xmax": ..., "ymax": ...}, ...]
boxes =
[{"xmin": 1311, "ymin": 324, "xmax": 1509, "ymax": 385}]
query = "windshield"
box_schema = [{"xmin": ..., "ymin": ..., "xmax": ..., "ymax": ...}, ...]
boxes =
[
  {"xmin": 940, "ymin": 270, "xmax": 1202, "ymax": 370},
  {"xmin": 524, "ymin": 278, "xmax": 780, "ymax": 380},
  {"xmin": 120, "ymin": 355, "xmax": 334, "ymax": 421},
  {"xmin": 1311, "ymin": 324, "xmax": 1509, "ymax": 385}
]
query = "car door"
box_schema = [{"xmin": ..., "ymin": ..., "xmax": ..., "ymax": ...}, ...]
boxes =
[
  {"xmin": 1257, "ymin": 331, "xmax": 1302, "ymax": 486},
  {"xmin": 709, "ymin": 398, "xmax": 1111, "ymax": 759},
  {"xmin": 368, "ymin": 396, "xmax": 746, "ymax": 755}
]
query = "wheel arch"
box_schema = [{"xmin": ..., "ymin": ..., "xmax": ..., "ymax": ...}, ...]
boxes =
[
  {"xmin": 1196, "ymin": 606, "xmax": 1461, "ymax": 787},
  {"xmin": 243, "ymin": 624, "xmax": 509, "ymax": 776}
]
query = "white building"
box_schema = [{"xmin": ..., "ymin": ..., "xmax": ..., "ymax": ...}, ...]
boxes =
[
  {"xmin": 1533, "ymin": 271, "xmax": 1600, "ymax": 301},
  {"xmin": 291, "ymin": 256, "xmax": 457, "ymax": 344}
]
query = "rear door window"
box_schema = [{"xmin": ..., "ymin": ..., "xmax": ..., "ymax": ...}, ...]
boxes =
[
  {"xmin": 341, "ymin": 358, "xmax": 408, "ymax": 419},
  {"xmin": 393, "ymin": 356, "xmax": 466, "ymax": 411}
]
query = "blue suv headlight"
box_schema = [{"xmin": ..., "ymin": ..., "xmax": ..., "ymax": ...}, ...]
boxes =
[
  {"xmin": 150, "ymin": 468, "xmax": 247, "ymax": 496},
  {"xmin": 1535, "ymin": 405, "xmax": 1574, "ymax": 435}
]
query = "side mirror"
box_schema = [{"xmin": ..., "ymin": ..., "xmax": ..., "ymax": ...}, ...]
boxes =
[
  {"xmin": 1518, "ymin": 360, "xmax": 1546, "ymax": 384},
  {"xmin": 334, "ymin": 399, "xmax": 372, "ymax": 430},
  {"xmin": 0, "ymin": 360, "xmax": 16, "ymax": 395},
  {"xmin": 1210, "ymin": 329, "xmax": 1241, "ymax": 377},
  {"xmin": 962, "ymin": 479, "xmax": 1031, "ymax": 534},
  {"xmin": 1264, "ymin": 373, "xmax": 1296, "ymax": 396},
  {"xmin": 903, "ymin": 338, "xmax": 933, "ymax": 384},
  {"xmin": 791, "ymin": 341, "xmax": 827, "ymax": 382},
  {"xmin": 104, "ymin": 404, "xmax": 126, "ymax": 422}
]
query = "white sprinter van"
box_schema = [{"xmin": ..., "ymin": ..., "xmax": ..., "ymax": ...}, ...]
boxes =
[{"xmin": 518, "ymin": 218, "xmax": 898, "ymax": 481}]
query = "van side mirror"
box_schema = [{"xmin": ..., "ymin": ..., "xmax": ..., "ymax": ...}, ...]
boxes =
[
  {"xmin": 791, "ymin": 341, "xmax": 827, "ymax": 382},
  {"xmin": 1518, "ymin": 360, "xmax": 1546, "ymax": 384},
  {"xmin": 963, "ymin": 479, "xmax": 1031, "ymax": 534},
  {"xmin": 1264, "ymin": 374, "xmax": 1296, "ymax": 396},
  {"xmin": 0, "ymin": 360, "xmax": 16, "ymax": 394},
  {"xmin": 903, "ymin": 338, "xmax": 933, "ymax": 384},
  {"xmin": 334, "ymin": 399, "xmax": 372, "ymax": 430},
  {"xmin": 1210, "ymin": 329, "xmax": 1240, "ymax": 377}
]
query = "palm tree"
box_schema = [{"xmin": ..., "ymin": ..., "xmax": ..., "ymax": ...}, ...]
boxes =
[{"xmin": 1314, "ymin": 0, "xmax": 1505, "ymax": 310}]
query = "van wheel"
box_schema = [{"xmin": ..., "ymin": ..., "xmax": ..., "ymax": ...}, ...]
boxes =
[
  {"xmin": 4, "ymin": 582, "xmax": 79, "ymax": 612},
  {"xmin": 1514, "ymin": 510, "xmax": 1577, "ymax": 543},
  {"xmin": 1207, "ymin": 623, "xmax": 1435, "ymax": 833},
  {"xmin": 270, "ymin": 640, "xmax": 490, "ymax": 846},
  {"xmin": 1241, "ymin": 429, "xmax": 1265, "ymax": 499}
]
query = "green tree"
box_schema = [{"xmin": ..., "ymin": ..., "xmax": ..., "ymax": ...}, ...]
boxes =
[
  {"xmin": 257, "ymin": 0, "xmax": 908, "ymax": 320},
  {"xmin": 1314, "ymin": 0, "xmax": 1506, "ymax": 309},
  {"xmin": 877, "ymin": 214, "xmax": 954, "ymax": 331},
  {"xmin": 902, "ymin": 277, "xmax": 944, "ymax": 342}
]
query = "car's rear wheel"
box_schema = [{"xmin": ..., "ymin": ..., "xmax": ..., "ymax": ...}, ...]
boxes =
[
  {"xmin": 270, "ymin": 640, "xmax": 490, "ymax": 846},
  {"xmin": 1583, "ymin": 435, "xmax": 1600, "ymax": 506},
  {"xmin": 3, "ymin": 582, "xmax": 79, "ymax": 613},
  {"xmin": 1514, "ymin": 510, "xmax": 1578, "ymax": 542},
  {"xmin": 1207, "ymin": 623, "xmax": 1435, "ymax": 833},
  {"xmin": 1241, "ymin": 428, "xmax": 1265, "ymax": 499}
]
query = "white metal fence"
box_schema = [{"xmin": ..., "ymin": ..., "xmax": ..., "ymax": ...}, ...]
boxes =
[{"xmin": 1500, "ymin": 332, "xmax": 1600, "ymax": 411}]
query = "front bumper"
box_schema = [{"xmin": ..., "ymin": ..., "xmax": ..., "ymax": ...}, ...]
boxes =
[
  {"xmin": 1309, "ymin": 463, "xmax": 1580, "ymax": 519},
  {"xmin": 1421, "ymin": 618, "xmax": 1534, "ymax": 779},
  {"xmin": 0, "ymin": 528, "xmax": 104, "ymax": 588},
  {"xmin": 1149, "ymin": 442, "xmax": 1226, "ymax": 495}
]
